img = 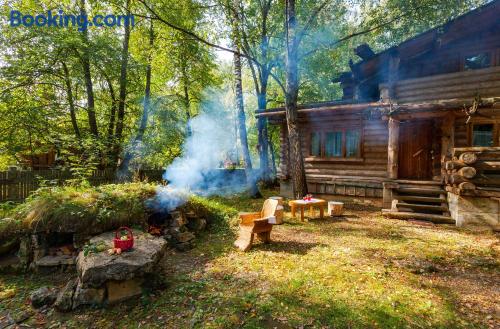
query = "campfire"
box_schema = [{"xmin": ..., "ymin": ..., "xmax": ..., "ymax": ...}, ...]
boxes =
[{"xmin": 147, "ymin": 211, "xmax": 172, "ymax": 236}]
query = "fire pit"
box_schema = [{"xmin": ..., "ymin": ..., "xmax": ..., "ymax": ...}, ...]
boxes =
[{"xmin": 32, "ymin": 232, "xmax": 79, "ymax": 269}]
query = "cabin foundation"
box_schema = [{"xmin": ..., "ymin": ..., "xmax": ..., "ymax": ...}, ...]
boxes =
[{"xmin": 448, "ymin": 193, "xmax": 500, "ymax": 230}]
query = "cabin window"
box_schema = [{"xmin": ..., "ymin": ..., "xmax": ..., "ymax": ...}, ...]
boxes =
[
  {"xmin": 346, "ymin": 130, "xmax": 361, "ymax": 157},
  {"xmin": 308, "ymin": 127, "xmax": 362, "ymax": 159},
  {"xmin": 325, "ymin": 131, "xmax": 342, "ymax": 157},
  {"xmin": 464, "ymin": 52, "xmax": 491, "ymax": 70},
  {"xmin": 472, "ymin": 124, "xmax": 494, "ymax": 146},
  {"xmin": 310, "ymin": 132, "xmax": 321, "ymax": 156}
]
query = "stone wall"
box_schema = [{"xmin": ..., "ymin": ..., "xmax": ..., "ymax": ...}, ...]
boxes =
[{"xmin": 448, "ymin": 192, "xmax": 500, "ymax": 231}]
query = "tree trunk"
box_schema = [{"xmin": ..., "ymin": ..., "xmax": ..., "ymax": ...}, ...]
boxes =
[
  {"xmin": 103, "ymin": 74, "xmax": 117, "ymax": 146},
  {"xmin": 257, "ymin": 93, "xmax": 270, "ymax": 183},
  {"xmin": 231, "ymin": 0, "xmax": 260, "ymax": 197},
  {"xmin": 61, "ymin": 62, "xmax": 80, "ymax": 138},
  {"xmin": 113, "ymin": 0, "xmax": 131, "ymax": 166},
  {"xmin": 119, "ymin": 19, "xmax": 154, "ymax": 172},
  {"xmin": 233, "ymin": 54, "xmax": 253, "ymax": 171},
  {"xmin": 285, "ymin": 0, "xmax": 307, "ymax": 198},
  {"xmin": 181, "ymin": 62, "xmax": 192, "ymax": 137},
  {"xmin": 79, "ymin": 0, "xmax": 98, "ymax": 137},
  {"xmin": 256, "ymin": 2, "xmax": 271, "ymax": 184},
  {"xmin": 135, "ymin": 21, "xmax": 153, "ymax": 142}
]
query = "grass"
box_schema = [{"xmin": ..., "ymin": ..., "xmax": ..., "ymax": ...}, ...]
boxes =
[
  {"xmin": 0, "ymin": 188, "xmax": 499, "ymax": 328},
  {"xmin": 0, "ymin": 183, "xmax": 159, "ymax": 241}
]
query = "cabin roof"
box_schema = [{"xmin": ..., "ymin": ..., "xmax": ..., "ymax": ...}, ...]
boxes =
[
  {"xmin": 353, "ymin": 0, "xmax": 500, "ymax": 79},
  {"xmin": 256, "ymin": 97, "xmax": 500, "ymax": 120}
]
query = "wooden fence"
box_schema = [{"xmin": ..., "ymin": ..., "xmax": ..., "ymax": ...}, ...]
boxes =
[{"xmin": 0, "ymin": 168, "xmax": 164, "ymax": 202}]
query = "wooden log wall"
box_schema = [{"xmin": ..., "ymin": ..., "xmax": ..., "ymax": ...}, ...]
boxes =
[
  {"xmin": 376, "ymin": 31, "xmax": 500, "ymax": 103},
  {"xmin": 444, "ymin": 147, "xmax": 500, "ymax": 196},
  {"xmin": 295, "ymin": 110, "xmax": 387, "ymax": 198},
  {"xmin": 394, "ymin": 66, "xmax": 500, "ymax": 103}
]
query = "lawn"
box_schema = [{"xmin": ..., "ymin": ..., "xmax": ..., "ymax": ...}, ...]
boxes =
[{"xmin": 0, "ymin": 188, "xmax": 499, "ymax": 328}]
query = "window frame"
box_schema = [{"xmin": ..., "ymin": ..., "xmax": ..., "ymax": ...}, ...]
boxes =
[
  {"xmin": 307, "ymin": 126, "xmax": 363, "ymax": 162},
  {"xmin": 461, "ymin": 50, "xmax": 493, "ymax": 71},
  {"xmin": 468, "ymin": 120, "xmax": 500, "ymax": 147}
]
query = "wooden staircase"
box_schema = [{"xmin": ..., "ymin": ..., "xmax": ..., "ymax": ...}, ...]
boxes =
[{"xmin": 382, "ymin": 181, "xmax": 455, "ymax": 224}]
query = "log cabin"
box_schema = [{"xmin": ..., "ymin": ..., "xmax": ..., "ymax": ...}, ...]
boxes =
[{"xmin": 258, "ymin": 0, "xmax": 500, "ymax": 229}]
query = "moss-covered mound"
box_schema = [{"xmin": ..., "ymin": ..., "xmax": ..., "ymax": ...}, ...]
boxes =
[
  {"xmin": 0, "ymin": 183, "xmax": 239, "ymax": 242},
  {"xmin": 0, "ymin": 183, "xmax": 157, "ymax": 241}
]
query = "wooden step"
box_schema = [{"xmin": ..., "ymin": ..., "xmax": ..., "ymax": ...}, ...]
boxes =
[
  {"xmin": 396, "ymin": 187, "xmax": 445, "ymax": 196},
  {"xmin": 394, "ymin": 180, "xmax": 442, "ymax": 185},
  {"xmin": 395, "ymin": 195, "xmax": 446, "ymax": 203},
  {"xmin": 382, "ymin": 210, "xmax": 454, "ymax": 224},
  {"xmin": 396, "ymin": 202, "xmax": 448, "ymax": 212}
]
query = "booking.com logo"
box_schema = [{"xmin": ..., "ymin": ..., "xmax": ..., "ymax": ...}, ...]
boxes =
[{"xmin": 9, "ymin": 10, "xmax": 135, "ymax": 32}]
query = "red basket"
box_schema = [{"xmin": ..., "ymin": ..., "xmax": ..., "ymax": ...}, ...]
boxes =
[{"xmin": 113, "ymin": 227, "xmax": 134, "ymax": 251}]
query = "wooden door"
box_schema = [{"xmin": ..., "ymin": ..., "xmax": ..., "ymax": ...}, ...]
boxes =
[{"xmin": 398, "ymin": 120, "xmax": 433, "ymax": 179}]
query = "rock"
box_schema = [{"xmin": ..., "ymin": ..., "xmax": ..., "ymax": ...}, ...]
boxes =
[
  {"xmin": 30, "ymin": 287, "xmax": 58, "ymax": 309},
  {"xmin": 106, "ymin": 279, "xmax": 143, "ymax": 304},
  {"xmin": 72, "ymin": 282, "xmax": 105, "ymax": 309},
  {"xmin": 176, "ymin": 232, "xmax": 195, "ymax": 243},
  {"xmin": 186, "ymin": 217, "xmax": 207, "ymax": 232},
  {"xmin": 77, "ymin": 231, "xmax": 167, "ymax": 288},
  {"xmin": 54, "ymin": 278, "xmax": 77, "ymax": 312},
  {"xmin": 35, "ymin": 255, "xmax": 75, "ymax": 267},
  {"xmin": 176, "ymin": 242, "xmax": 193, "ymax": 252},
  {"xmin": 169, "ymin": 211, "xmax": 187, "ymax": 227}
]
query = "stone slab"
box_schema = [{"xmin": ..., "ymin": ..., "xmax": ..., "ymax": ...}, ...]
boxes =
[
  {"xmin": 35, "ymin": 255, "xmax": 75, "ymax": 267},
  {"xmin": 77, "ymin": 231, "xmax": 167, "ymax": 288},
  {"xmin": 106, "ymin": 279, "xmax": 143, "ymax": 304}
]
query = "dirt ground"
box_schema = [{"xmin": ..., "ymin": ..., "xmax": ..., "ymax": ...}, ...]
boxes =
[{"xmin": 1, "ymin": 201, "xmax": 499, "ymax": 328}]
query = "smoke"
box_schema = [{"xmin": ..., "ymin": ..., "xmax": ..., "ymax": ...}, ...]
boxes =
[{"xmin": 153, "ymin": 89, "xmax": 254, "ymax": 211}]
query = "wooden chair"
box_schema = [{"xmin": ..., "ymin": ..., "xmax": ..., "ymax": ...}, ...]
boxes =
[{"xmin": 234, "ymin": 199, "xmax": 279, "ymax": 252}]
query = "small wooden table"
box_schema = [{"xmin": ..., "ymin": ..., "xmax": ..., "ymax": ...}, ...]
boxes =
[{"xmin": 288, "ymin": 198, "xmax": 327, "ymax": 222}]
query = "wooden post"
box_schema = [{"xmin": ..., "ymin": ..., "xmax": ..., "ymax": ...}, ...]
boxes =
[
  {"xmin": 387, "ymin": 118, "xmax": 400, "ymax": 179},
  {"xmin": 441, "ymin": 113, "xmax": 455, "ymax": 178}
]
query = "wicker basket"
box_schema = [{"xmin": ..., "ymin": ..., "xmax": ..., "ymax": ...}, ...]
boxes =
[
  {"xmin": 113, "ymin": 227, "xmax": 134, "ymax": 251},
  {"xmin": 328, "ymin": 202, "xmax": 344, "ymax": 217}
]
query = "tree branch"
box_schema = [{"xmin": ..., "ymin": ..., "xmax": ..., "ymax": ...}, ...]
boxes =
[
  {"xmin": 138, "ymin": 0, "xmax": 254, "ymax": 60},
  {"xmin": 301, "ymin": 5, "xmax": 425, "ymax": 59},
  {"xmin": 297, "ymin": 0, "xmax": 332, "ymax": 44}
]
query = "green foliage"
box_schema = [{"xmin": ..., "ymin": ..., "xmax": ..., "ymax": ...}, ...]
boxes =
[
  {"xmin": 2, "ymin": 183, "xmax": 157, "ymax": 240},
  {"xmin": 0, "ymin": 0, "xmax": 221, "ymax": 171},
  {"xmin": 82, "ymin": 241, "xmax": 108, "ymax": 257},
  {"xmin": 184, "ymin": 195, "xmax": 239, "ymax": 227}
]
